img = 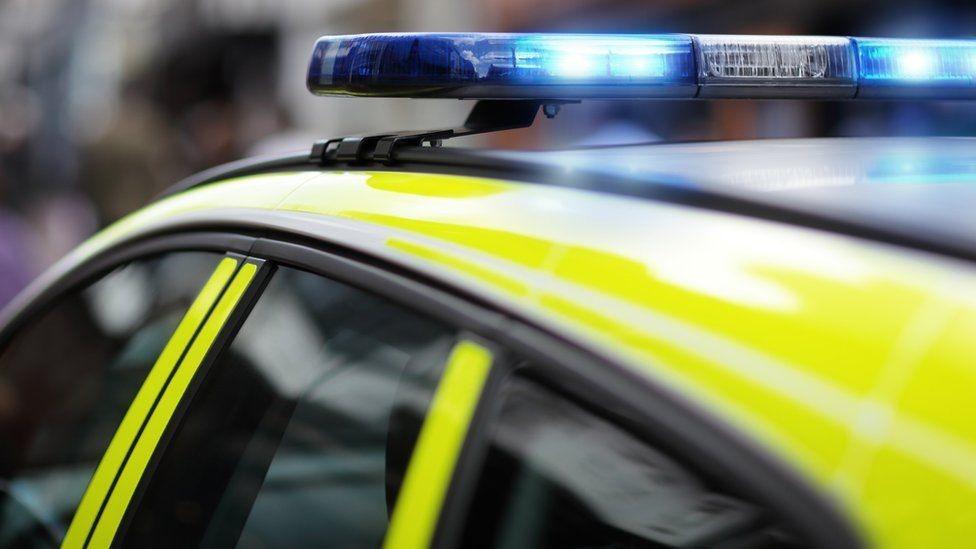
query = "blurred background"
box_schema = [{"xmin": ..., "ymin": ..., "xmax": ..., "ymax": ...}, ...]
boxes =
[{"xmin": 2, "ymin": 0, "xmax": 976, "ymax": 307}]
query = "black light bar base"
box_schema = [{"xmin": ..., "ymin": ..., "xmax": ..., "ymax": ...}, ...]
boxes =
[{"xmin": 309, "ymin": 99, "xmax": 573, "ymax": 166}]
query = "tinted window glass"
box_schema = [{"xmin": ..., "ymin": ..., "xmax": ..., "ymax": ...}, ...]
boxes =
[
  {"xmin": 459, "ymin": 377, "xmax": 806, "ymax": 549},
  {"xmin": 127, "ymin": 266, "xmax": 457, "ymax": 548},
  {"xmin": 0, "ymin": 252, "xmax": 223, "ymax": 548}
]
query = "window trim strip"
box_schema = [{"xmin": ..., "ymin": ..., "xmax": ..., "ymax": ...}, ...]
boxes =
[
  {"xmin": 61, "ymin": 256, "xmax": 241, "ymax": 548},
  {"xmin": 383, "ymin": 339, "xmax": 494, "ymax": 549},
  {"xmin": 75, "ymin": 258, "xmax": 260, "ymax": 547},
  {"xmin": 87, "ymin": 259, "xmax": 258, "ymax": 547}
]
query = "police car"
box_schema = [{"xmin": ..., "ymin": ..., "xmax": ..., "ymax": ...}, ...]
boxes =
[{"xmin": 0, "ymin": 33, "xmax": 974, "ymax": 549}]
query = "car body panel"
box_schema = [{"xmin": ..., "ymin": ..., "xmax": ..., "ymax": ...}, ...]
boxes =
[
  {"xmin": 41, "ymin": 167, "xmax": 976, "ymax": 548},
  {"xmin": 492, "ymin": 137, "xmax": 976, "ymax": 259},
  {"xmin": 497, "ymin": 137, "xmax": 976, "ymax": 191}
]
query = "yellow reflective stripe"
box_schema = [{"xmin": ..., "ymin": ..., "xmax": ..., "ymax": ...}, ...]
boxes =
[
  {"xmin": 61, "ymin": 256, "xmax": 240, "ymax": 549},
  {"xmin": 383, "ymin": 340, "xmax": 493, "ymax": 549},
  {"xmin": 87, "ymin": 261, "xmax": 259, "ymax": 548}
]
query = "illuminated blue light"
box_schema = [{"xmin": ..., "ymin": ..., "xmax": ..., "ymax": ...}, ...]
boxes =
[
  {"xmin": 307, "ymin": 33, "xmax": 697, "ymax": 98},
  {"xmin": 867, "ymin": 154, "xmax": 976, "ymax": 184},
  {"xmin": 854, "ymin": 38, "xmax": 976, "ymax": 97},
  {"xmin": 306, "ymin": 33, "xmax": 976, "ymax": 100},
  {"xmin": 898, "ymin": 50, "xmax": 935, "ymax": 79}
]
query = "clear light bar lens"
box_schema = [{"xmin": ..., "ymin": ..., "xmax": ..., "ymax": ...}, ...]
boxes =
[
  {"xmin": 855, "ymin": 38, "xmax": 976, "ymax": 97},
  {"xmin": 308, "ymin": 33, "xmax": 697, "ymax": 99},
  {"xmin": 695, "ymin": 36, "xmax": 855, "ymax": 98}
]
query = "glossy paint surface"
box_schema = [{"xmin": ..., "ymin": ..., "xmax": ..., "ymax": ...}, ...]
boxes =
[{"xmin": 69, "ymin": 169, "xmax": 976, "ymax": 548}]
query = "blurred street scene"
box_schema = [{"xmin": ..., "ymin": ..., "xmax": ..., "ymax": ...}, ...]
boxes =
[{"xmin": 2, "ymin": 0, "xmax": 976, "ymax": 306}]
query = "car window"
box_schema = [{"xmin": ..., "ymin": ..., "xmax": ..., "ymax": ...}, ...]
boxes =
[
  {"xmin": 458, "ymin": 375, "xmax": 807, "ymax": 549},
  {"xmin": 0, "ymin": 251, "xmax": 224, "ymax": 548},
  {"xmin": 124, "ymin": 265, "xmax": 459, "ymax": 548}
]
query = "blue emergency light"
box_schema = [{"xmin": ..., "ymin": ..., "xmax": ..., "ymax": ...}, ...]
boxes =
[
  {"xmin": 856, "ymin": 38, "xmax": 976, "ymax": 97},
  {"xmin": 307, "ymin": 33, "xmax": 976, "ymax": 100}
]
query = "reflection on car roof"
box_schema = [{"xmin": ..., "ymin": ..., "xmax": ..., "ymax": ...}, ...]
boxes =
[
  {"xmin": 485, "ymin": 137, "xmax": 976, "ymax": 261},
  {"xmin": 494, "ymin": 137, "xmax": 976, "ymax": 191}
]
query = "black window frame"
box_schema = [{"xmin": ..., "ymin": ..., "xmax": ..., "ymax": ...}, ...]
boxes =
[
  {"xmin": 0, "ymin": 226, "xmax": 863, "ymax": 549},
  {"xmin": 0, "ymin": 231, "xmax": 257, "ymax": 353},
  {"xmin": 0, "ymin": 233, "xmax": 255, "ymax": 548}
]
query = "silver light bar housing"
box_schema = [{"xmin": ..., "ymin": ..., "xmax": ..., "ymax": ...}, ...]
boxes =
[{"xmin": 694, "ymin": 35, "xmax": 856, "ymax": 98}]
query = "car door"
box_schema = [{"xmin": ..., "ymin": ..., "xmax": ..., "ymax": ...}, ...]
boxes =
[
  {"xmin": 439, "ymin": 361, "xmax": 862, "ymax": 549},
  {"xmin": 444, "ymin": 369, "xmax": 801, "ymax": 548},
  {"xmin": 55, "ymin": 236, "xmax": 508, "ymax": 548},
  {"xmin": 0, "ymin": 249, "xmax": 233, "ymax": 548},
  {"xmin": 16, "ymin": 229, "xmax": 858, "ymax": 549}
]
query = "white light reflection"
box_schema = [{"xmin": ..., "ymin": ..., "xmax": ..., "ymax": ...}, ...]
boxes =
[
  {"xmin": 552, "ymin": 53, "xmax": 596, "ymax": 78},
  {"xmin": 898, "ymin": 50, "xmax": 936, "ymax": 79}
]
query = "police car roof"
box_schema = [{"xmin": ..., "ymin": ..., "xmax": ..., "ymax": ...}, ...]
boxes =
[
  {"xmin": 256, "ymin": 32, "xmax": 976, "ymax": 262},
  {"xmin": 169, "ymin": 136, "xmax": 976, "ymax": 263},
  {"xmin": 481, "ymin": 136, "xmax": 976, "ymax": 262}
]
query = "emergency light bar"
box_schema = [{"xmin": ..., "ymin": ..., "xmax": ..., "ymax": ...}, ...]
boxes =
[{"xmin": 307, "ymin": 33, "xmax": 976, "ymax": 100}]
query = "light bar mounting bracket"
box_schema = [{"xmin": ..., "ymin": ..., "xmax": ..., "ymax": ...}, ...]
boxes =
[{"xmin": 309, "ymin": 99, "xmax": 574, "ymax": 166}]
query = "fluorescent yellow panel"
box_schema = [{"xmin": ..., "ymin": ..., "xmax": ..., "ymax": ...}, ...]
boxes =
[
  {"xmin": 855, "ymin": 292, "xmax": 976, "ymax": 549},
  {"xmin": 66, "ymin": 172, "xmax": 317, "ymax": 267}
]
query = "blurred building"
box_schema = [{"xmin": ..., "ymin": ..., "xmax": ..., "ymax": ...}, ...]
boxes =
[{"xmin": 2, "ymin": 0, "xmax": 976, "ymax": 305}]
